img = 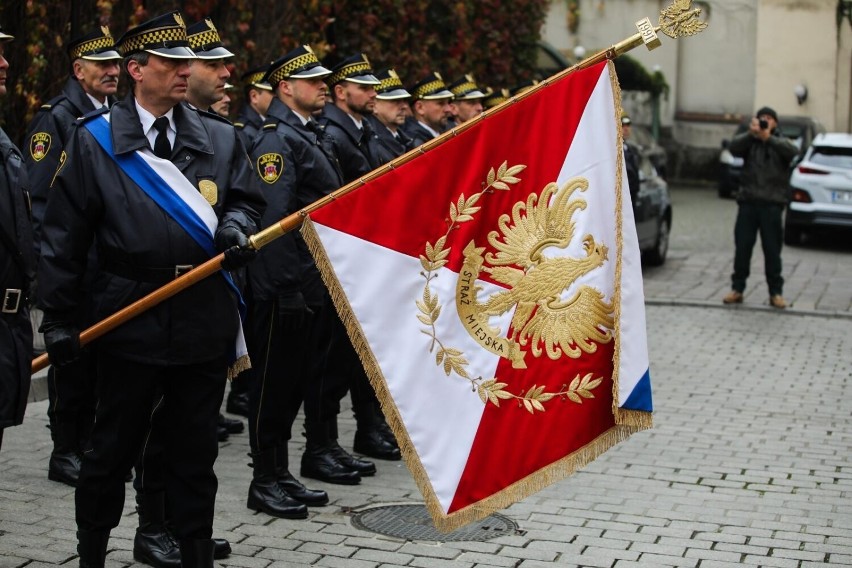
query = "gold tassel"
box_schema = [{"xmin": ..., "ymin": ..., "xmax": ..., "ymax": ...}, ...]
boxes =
[{"xmin": 227, "ymin": 354, "xmax": 251, "ymax": 381}]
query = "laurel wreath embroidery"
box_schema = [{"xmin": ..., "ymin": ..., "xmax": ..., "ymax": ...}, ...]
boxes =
[{"xmin": 416, "ymin": 161, "xmax": 604, "ymax": 414}]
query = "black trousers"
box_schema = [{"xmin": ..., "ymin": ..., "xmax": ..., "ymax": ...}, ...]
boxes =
[
  {"xmin": 302, "ymin": 295, "xmax": 351, "ymax": 425},
  {"xmin": 47, "ymin": 349, "xmax": 96, "ymax": 448},
  {"xmin": 76, "ymin": 351, "xmax": 226, "ymax": 539},
  {"xmin": 247, "ymin": 297, "xmax": 313, "ymax": 453},
  {"xmin": 732, "ymin": 201, "xmax": 785, "ymax": 296}
]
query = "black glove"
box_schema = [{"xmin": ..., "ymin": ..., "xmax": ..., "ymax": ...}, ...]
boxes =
[
  {"xmin": 216, "ymin": 226, "xmax": 258, "ymax": 271},
  {"xmin": 41, "ymin": 320, "xmax": 81, "ymax": 367},
  {"xmin": 278, "ymin": 291, "xmax": 314, "ymax": 332}
]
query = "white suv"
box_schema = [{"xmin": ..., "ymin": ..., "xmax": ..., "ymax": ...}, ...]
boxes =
[{"xmin": 786, "ymin": 132, "xmax": 852, "ymax": 244}]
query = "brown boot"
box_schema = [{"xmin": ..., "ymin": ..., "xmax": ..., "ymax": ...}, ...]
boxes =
[
  {"xmin": 722, "ymin": 290, "xmax": 743, "ymax": 304},
  {"xmin": 769, "ymin": 295, "xmax": 787, "ymax": 309}
]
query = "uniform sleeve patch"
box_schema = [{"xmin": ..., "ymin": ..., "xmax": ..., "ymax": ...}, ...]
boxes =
[
  {"xmin": 257, "ymin": 152, "xmax": 283, "ymax": 184},
  {"xmin": 30, "ymin": 132, "xmax": 52, "ymax": 162}
]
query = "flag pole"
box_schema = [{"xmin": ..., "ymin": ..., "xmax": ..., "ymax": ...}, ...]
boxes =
[{"xmin": 31, "ymin": 0, "xmax": 706, "ymax": 375}]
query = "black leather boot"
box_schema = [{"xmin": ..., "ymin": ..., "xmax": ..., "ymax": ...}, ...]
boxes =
[
  {"xmin": 247, "ymin": 450, "xmax": 308, "ymax": 519},
  {"xmin": 225, "ymin": 390, "xmax": 250, "ymax": 418},
  {"xmin": 134, "ymin": 492, "xmax": 181, "ymax": 568},
  {"xmin": 328, "ymin": 420, "xmax": 376, "ymax": 476},
  {"xmin": 177, "ymin": 539, "xmax": 214, "ymax": 568},
  {"xmin": 77, "ymin": 529, "xmax": 110, "ymax": 568},
  {"xmin": 300, "ymin": 420, "xmax": 361, "ymax": 485},
  {"xmin": 275, "ymin": 444, "xmax": 329, "ymax": 506},
  {"xmin": 48, "ymin": 420, "xmax": 82, "ymax": 487},
  {"xmin": 212, "ymin": 538, "xmax": 231, "ymax": 559},
  {"xmin": 217, "ymin": 413, "xmax": 244, "ymax": 434}
]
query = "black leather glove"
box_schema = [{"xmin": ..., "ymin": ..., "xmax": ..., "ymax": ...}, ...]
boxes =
[
  {"xmin": 40, "ymin": 320, "xmax": 81, "ymax": 367},
  {"xmin": 216, "ymin": 225, "xmax": 258, "ymax": 271},
  {"xmin": 278, "ymin": 291, "xmax": 314, "ymax": 332}
]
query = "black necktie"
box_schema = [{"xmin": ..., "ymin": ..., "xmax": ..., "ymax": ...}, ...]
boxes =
[
  {"xmin": 153, "ymin": 116, "xmax": 171, "ymax": 159},
  {"xmin": 306, "ymin": 120, "xmax": 321, "ymax": 135}
]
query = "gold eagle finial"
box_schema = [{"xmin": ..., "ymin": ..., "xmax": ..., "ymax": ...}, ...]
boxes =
[{"xmin": 659, "ymin": 0, "xmax": 708, "ymax": 38}]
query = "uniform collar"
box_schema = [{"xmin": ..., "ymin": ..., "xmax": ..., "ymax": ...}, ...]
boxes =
[{"xmin": 109, "ymin": 94, "xmax": 213, "ymax": 156}]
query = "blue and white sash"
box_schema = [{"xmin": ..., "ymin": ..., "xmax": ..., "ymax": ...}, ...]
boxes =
[{"xmin": 84, "ymin": 114, "xmax": 250, "ymax": 378}]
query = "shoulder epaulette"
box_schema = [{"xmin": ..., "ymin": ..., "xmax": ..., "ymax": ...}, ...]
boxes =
[
  {"xmin": 40, "ymin": 104, "xmax": 52, "ymax": 110},
  {"xmin": 76, "ymin": 106, "xmax": 110, "ymax": 123},
  {"xmin": 196, "ymin": 107, "xmax": 233, "ymax": 125},
  {"xmin": 36, "ymin": 93, "xmax": 68, "ymax": 113},
  {"xmin": 233, "ymin": 122, "xmax": 245, "ymax": 128},
  {"xmin": 262, "ymin": 123, "xmax": 278, "ymax": 130}
]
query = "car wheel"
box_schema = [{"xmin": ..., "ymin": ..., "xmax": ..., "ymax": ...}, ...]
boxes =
[
  {"xmin": 644, "ymin": 217, "xmax": 669, "ymax": 266},
  {"xmin": 784, "ymin": 220, "xmax": 802, "ymax": 246}
]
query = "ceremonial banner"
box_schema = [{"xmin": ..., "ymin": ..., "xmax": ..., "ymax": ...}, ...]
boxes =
[{"xmin": 303, "ymin": 61, "xmax": 653, "ymax": 531}]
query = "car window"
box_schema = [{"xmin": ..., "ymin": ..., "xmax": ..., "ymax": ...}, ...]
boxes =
[{"xmin": 808, "ymin": 145, "xmax": 852, "ymax": 169}]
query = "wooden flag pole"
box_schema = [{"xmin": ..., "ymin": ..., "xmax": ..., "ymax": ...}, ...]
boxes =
[{"xmin": 31, "ymin": 0, "xmax": 706, "ymax": 374}]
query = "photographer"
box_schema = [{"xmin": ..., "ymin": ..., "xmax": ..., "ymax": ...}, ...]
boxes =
[{"xmin": 722, "ymin": 106, "xmax": 798, "ymax": 309}]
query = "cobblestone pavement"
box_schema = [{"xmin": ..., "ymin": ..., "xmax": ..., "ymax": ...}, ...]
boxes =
[{"xmin": 3, "ymin": 186, "xmax": 851, "ymax": 567}]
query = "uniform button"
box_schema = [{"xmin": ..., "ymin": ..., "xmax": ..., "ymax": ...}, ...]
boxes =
[{"xmin": 185, "ymin": 155, "xmax": 190, "ymax": 161}]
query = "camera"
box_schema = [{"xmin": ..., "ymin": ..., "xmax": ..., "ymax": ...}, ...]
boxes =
[{"xmin": 758, "ymin": 118, "xmax": 769, "ymax": 129}]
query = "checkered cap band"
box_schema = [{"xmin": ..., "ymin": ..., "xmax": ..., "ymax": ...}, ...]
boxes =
[
  {"xmin": 187, "ymin": 28, "xmax": 222, "ymax": 51},
  {"xmin": 413, "ymin": 79, "xmax": 447, "ymax": 99},
  {"xmin": 69, "ymin": 35, "xmax": 115, "ymax": 59},
  {"xmin": 245, "ymin": 70, "xmax": 266, "ymax": 85},
  {"xmin": 450, "ymin": 79, "xmax": 478, "ymax": 97},
  {"xmin": 328, "ymin": 61, "xmax": 372, "ymax": 85},
  {"xmin": 268, "ymin": 52, "xmax": 321, "ymax": 83},
  {"xmin": 119, "ymin": 25, "xmax": 189, "ymax": 56},
  {"xmin": 483, "ymin": 89, "xmax": 509, "ymax": 108},
  {"xmin": 377, "ymin": 72, "xmax": 404, "ymax": 93}
]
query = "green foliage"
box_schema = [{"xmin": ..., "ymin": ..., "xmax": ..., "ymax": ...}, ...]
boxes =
[
  {"xmin": 0, "ymin": 0, "xmax": 549, "ymax": 145},
  {"xmin": 613, "ymin": 54, "xmax": 669, "ymax": 98}
]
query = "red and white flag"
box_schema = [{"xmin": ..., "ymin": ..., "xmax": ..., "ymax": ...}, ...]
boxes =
[{"xmin": 303, "ymin": 61, "xmax": 652, "ymax": 531}]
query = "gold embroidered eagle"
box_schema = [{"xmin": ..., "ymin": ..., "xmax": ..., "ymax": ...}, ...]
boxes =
[{"xmin": 480, "ymin": 177, "xmax": 615, "ymax": 360}]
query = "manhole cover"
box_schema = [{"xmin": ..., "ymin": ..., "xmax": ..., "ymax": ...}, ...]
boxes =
[{"xmin": 351, "ymin": 503, "xmax": 518, "ymax": 542}]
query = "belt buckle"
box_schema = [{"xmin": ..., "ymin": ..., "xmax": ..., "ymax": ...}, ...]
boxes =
[
  {"xmin": 2, "ymin": 289, "xmax": 22, "ymax": 314},
  {"xmin": 174, "ymin": 265, "xmax": 194, "ymax": 279}
]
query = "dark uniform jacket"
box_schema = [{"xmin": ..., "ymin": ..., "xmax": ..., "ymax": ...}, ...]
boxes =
[
  {"xmin": 623, "ymin": 141, "xmax": 641, "ymax": 205},
  {"xmin": 366, "ymin": 115, "xmax": 413, "ymax": 165},
  {"xmin": 24, "ymin": 78, "xmax": 114, "ymax": 253},
  {"xmin": 729, "ymin": 129, "xmax": 799, "ymax": 205},
  {"xmin": 235, "ymin": 105, "xmax": 263, "ymax": 151},
  {"xmin": 401, "ymin": 117, "xmax": 437, "ymax": 148},
  {"xmin": 247, "ymin": 98, "xmax": 343, "ymax": 305},
  {"xmin": 0, "ymin": 127, "xmax": 35, "ymax": 429},
  {"xmin": 38, "ymin": 94, "xmax": 265, "ymax": 366},
  {"xmin": 319, "ymin": 103, "xmax": 380, "ymax": 183}
]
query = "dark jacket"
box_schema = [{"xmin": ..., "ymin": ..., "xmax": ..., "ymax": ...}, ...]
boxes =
[
  {"xmin": 24, "ymin": 78, "xmax": 114, "ymax": 254},
  {"xmin": 729, "ymin": 128, "xmax": 799, "ymax": 205},
  {"xmin": 624, "ymin": 141, "xmax": 641, "ymax": 204},
  {"xmin": 247, "ymin": 98, "xmax": 344, "ymax": 304},
  {"xmin": 319, "ymin": 103, "xmax": 380, "ymax": 183},
  {"xmin": 0, "ymin": 127, "xmax": 35, "ymax": 429},
  {"xmin": 37, "ymin": 94, "xmax": 265, "ymax": 366},
  {"xmin": 367, "ymin": 115, "xmax": 414, "ymax": 164},
  {"xmin": 235, "ymin": 105, "xmax": 264, "ymax": 151},
  {"xmin": 401, "ymin": 116, "xmax": 436, "ymax": 148}
]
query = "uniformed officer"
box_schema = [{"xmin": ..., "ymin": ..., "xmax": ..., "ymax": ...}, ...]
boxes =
[
  {"xmin": 129, "ymin": 18, "xmax": 239, "ymax": 567},
  {"xmin": 402, "ymin": 72, "xmax": 454, "ymax": 147},
  {"xmin": 37, "ymin": 12, "xmax": 264, "ymax": 567},
  {"xmin": 24, "ymin": 25, "xmax": 121, "ymax": 488},
  {"xmin": 244, "ymin": 45, "xmax": 343, "ymax": 519},
  {"xmin": 210, "ymin": 82, "xmax": 234, "ymax": 118},
  {"xmin": 0, "ymin": 25, "xmax": 36, "ymax": 453},
  {"xmin": 365, "ymin": 69, "xmax": 414, "ymax": 163},
  {"xmin": 621, "ymin": 113, "xmax": 641, "ymax": 205},
  {"xmin": 482, "ymin": 86, "xmax": 509, "ymax": 110},
  {"xmin": 448, "ymin": 74, "xmax": 486, "ymax": 124},
  {"xmin": 234, "ymin": 64, "xmax": 274, "ymax": 151}
]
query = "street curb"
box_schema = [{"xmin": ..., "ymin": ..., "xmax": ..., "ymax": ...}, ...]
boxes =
[{"xmin": 645, "ymin": 297, "xmax": 852, "ymax": 319}]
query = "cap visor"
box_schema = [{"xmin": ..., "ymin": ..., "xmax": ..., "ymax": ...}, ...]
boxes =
[
  {"xmin": 455, "ymin": 89, "xmax": 486, "ymax": 100},
  {"xmin": 251, "ymin": 82, "xmax": 273, "ymax": 91},
  {"xmin": 421, "ymin": 89, "xmax": 454, "ymax": 100},
  {"xmin": 145, "ymin": 46, "xmax": 197, "ymax": 59},
  {"xmin": 290, "ymin": 65, "xmax": 333, "ymax": 79},
  {"xmin": 82, "ymin": 50, "xmax": 122, "ymax": 61},
  {"xmin": 376, "ymin": 88, "xmax": 411, "ymax": 100},
  {"xmin": 345, "ymin": 74, "xmax": 381, "ymax": 85},
  {"xmin": 0, "ymin": 33, "xmax": 14, "ymax": 42},
  {"xmin": 193, "ymin": 46, "xmax": 235, "ymax": 59}
]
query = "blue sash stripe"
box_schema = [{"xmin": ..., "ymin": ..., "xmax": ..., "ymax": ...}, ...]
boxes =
[{"xmin": 83, "ymin": 116, "xmax": 247, "ymax": 322}]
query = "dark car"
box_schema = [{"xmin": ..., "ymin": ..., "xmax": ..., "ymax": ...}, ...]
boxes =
[
  {"xmin": 634, "ymin": 152, "xmax": 672, "ymax": 266},
  {"xmin": 630, "ymin": 123, "xmax": 668, "ymax": 179},
  {"xmin": 718, "ymin": 115, "xmax": 826, "ymax": 198}
]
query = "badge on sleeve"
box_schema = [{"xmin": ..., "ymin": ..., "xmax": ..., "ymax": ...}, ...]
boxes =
[
  {"xmin": 30, "ymin": 132, "xmax": 52, "ymax": 162},
  {"xmin": 257, "ymin": 153, "xmax": 283, "ymax": 184}
]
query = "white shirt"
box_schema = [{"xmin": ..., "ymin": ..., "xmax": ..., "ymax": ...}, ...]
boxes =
[
  {"xmin": 418, "ymin": 121, "xmax": 440, "ymax": 138},
  {"xmin": 347, "ymin": 113, "xmax": 363, "ymax": 130},
  {"xmin": 85, "ymin": 92, "xmax": 108, "ymax": 110},
  {"xmin": 135, "ymin": 100, "xmax": 176, "ymax": 152}
]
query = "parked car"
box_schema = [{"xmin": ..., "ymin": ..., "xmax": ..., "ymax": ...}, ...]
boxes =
[
  {"xmin": 718, "ymin": 115, "xmax": 826, "ymax": 198},
  {"xmin": 634, "ymin": 152, "xmax": 672, "ymax": 266},
  {"xmin": 785, "ymin": 132, "xmax": 852, "ymax": 244},
  {"xmin": 630, "ymin": 123, "xmax": 668, "ymax": 179}
]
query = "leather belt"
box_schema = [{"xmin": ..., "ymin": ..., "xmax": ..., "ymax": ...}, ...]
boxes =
[
  {"xmin": 2, "ymin": 288, "xmax": 22, "ymax": 314},
  {"xmin": 103, "ymin": 259, "xmax": 195, "ymax": 285}
]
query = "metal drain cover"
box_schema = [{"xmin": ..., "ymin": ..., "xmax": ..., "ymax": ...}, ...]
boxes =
[{"xmin": 351, "ymin": 503, "xmax": 518, "ymax": 542}]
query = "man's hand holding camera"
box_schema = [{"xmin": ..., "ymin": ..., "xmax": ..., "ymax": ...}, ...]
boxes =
[{"xmin": 749, "ymin": 115, "xmax": 773, "ymax": 141}]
